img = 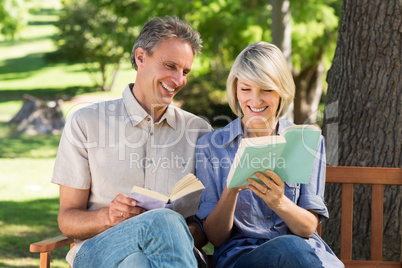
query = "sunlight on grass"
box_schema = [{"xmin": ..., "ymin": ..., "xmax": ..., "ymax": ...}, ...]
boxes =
[
  {"xmin": 0, "ymin": 158, "xmax": 59, "ymax": 201},
  {"xmin": 1, "ymin": 257, "xmax": 68, "ymax": 268},
  {"xmin": 0, "ymin": 100, "xmax": 22, "ymax": 121}
]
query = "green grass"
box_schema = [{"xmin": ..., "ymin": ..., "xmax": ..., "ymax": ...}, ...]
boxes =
[
  {"xmin": 0, "ymin": 156, "xmax": 69, "ymax": 267},
  {"xmin": 0, "ymin": 5, "xmax": 134, "ymax": 97}
]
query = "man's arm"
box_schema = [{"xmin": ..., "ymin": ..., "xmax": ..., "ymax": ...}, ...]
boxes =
[{"xmin": 58, "ymin": 185, "xmax": 146, "ymax": 240}]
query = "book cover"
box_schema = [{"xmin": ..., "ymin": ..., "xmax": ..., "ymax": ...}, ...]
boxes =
[
  {"xmin": 227, "ymin": 125, "xmax": 321, "ymax": 188},
  {"xmin": 130, "ymin": 173, "xmax": 205, "ymax": 218}
]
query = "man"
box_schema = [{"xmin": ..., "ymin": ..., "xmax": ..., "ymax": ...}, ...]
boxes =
[{"xmin": 52, "ymin": 16, "xmax": 212, "ymax": 267}]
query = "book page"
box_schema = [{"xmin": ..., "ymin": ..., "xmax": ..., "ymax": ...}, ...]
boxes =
[
  {"xmin": 227, "ymin": 136, "xmax": 286, "ymax": 188},
  {"xmin": 170, "ymin": 175, "xmax": 205, "ymax": 201},
  {"xmin": 169, "ymin": 173, "xmax": 197, "ymax": 198},
  {"xmin": 131, "ymin": 186, "xmax": 169, "ymax": 203},
  {"xmin": 169, "ymin": 187, "xmax": 205, "ymax": 218},
  {"xmin": 275, "ymin": 126, "xmax": 321, "ymax": 184}
]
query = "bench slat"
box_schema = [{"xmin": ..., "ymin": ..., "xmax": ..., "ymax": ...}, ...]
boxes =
[
  {"xmin": 326, "ymin": 166, "xmax": 402, "ymax": 185},
  {"xmin": 340, "ymin": 183, "xmax": 354, "ymax": 261},
  {"xmin": 371, "ymin": 184, "xmax": 383, "ymax": 261}
]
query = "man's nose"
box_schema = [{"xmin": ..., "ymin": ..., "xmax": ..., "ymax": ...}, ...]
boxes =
[{"xmin": 171, "ymin": 71, "xmax": 186, "ymax": 87}]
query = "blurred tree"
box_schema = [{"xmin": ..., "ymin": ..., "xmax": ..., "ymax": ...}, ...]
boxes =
[
  {"xmin": 0, "ymin": 0, "xmax": 27, "ymax": 39},
  {"xmin": 51, "ymin": 0, "xmax": 137, "ymax": 91},
  {"xmin": 323, "ymin": 0, "xmax": 401, "ymax": 260},
  {"xmin": 290, "ymin": 0, "xmax": 339, "ymax": 124},
  {"xmin": 52, "ymin": 0, "xmax": 340, "ymax": 123}
]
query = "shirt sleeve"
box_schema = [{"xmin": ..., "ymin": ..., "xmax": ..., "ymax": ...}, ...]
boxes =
[
  {"xmin": 298, "ymin": 135, "xmax": 329, "ymax": 222},
  {"xmin": 195, "ymin": 141, "xmax": 222, "ymax": 220},
  {"xmin": 51, "ymin": 109, "xmax": 91, "ymax": 189}
]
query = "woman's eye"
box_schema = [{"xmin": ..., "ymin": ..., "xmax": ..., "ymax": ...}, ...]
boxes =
[
  {"xmin": 263, "ymin": 89, "xmax": 273, "ymax": 93},
  {"xmin": 240, "ymin": 88, "xmax": 250, "ymax": 91}
]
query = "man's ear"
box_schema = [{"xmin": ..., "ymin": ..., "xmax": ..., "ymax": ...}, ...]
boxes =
[{"xmin": 135, "ymin": 47, "xmax": 146, "ymax": 68}]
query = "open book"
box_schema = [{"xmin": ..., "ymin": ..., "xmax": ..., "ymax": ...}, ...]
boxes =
[
  {"xmin": 130, "ymin": 173, "xmax": 205, "ymax": 218},
  {"xmin": 227, "ymin": 125, "xmax": 321, "ymax": 188}
]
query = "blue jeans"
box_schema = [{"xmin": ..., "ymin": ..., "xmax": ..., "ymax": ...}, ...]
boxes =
[
  {"xmin": 233, "ymin": 235, "xmax": 323, "ymax": 268},
  {"xmin": 73, "ymin": 209, "xmax": 197, "ymax": 268}
]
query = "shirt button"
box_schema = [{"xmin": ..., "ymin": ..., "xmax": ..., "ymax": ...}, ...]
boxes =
[
  {"xmin": 150, "ymin": 132, "xmax": 154, "ymax": 136},
  {"xmin": 266, "ymin": 216, "xmax": 271, "ymax": 221},
  {"xmin": 270, "ymin": 228, "xmax": 275, "ymax": 231},
  {"xmin": 146, "ymin": 118, "xmax": 151, "ymax": 121}
]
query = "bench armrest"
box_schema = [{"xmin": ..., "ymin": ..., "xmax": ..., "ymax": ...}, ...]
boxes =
[{"xmin": 30, "ymin": 234, "xmax": 73, "ymax": 253}]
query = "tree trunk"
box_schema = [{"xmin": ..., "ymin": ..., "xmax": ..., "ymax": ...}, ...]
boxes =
[
  {"xmin": 271, "ymin": 0, "xmax": 294, "ymax": 122},
  {"xmin": 293, "ymin": 58, "xmax": 324, "ymax": 124},
  {"xmin": 8, "ymin": 95, "xmax": 65, "ymax": 135},
  {"xmin": 271, "ymin": 0, "xmax": 292, "ymax": 69},
  {"xmin": 322, "ymin": 0, "xmax": 401, "ymax": 261}
]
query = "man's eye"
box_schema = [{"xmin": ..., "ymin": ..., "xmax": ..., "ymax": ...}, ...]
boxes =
[{"xmin": 165, "ymin": 64, "xmax": 174, "ymax": 69}]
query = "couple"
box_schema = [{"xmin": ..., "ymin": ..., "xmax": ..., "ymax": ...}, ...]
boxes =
[{"xmin": 52, "ymin": 16, "xmax": 343, "ymax": 268}]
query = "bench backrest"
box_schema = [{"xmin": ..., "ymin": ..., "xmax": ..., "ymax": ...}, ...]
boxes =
[{"xmin": 323, "ymin": 166, "xmax": 402, "ymax": 267}]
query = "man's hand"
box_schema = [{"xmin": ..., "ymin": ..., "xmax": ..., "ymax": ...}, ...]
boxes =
[
  {"xmin": 58, "ymin": 186, "xmax": 146, "ymax": 240},
  {"xmin": 108, "ymin": 194, "xmax": 146, "ymax": 226}
]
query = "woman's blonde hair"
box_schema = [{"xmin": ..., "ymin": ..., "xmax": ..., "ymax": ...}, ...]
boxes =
[{"xmin": 227, "ymin": 42, "xmax": 295, "ymax": 118}]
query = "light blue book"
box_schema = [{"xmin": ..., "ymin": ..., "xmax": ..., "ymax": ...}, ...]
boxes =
[{"xmin": 227, "ymin": 125, "xmax": 321, "ymax": 188}]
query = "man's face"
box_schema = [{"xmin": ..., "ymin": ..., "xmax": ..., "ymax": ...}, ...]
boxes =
[{"xmin": 134, "ymin": 38, "xmax": 194, "ymax": 114}]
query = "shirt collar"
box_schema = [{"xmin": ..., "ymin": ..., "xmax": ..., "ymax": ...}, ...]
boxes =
[
  {"xmin": 221, "ymin": 117, "xmax": 244, "ymax": 146},
  {"xmin": 122, "ymin": 84, "xmax": 176, "ymax": 130}
]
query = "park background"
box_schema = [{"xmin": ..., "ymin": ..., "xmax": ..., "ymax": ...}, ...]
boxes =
[{"xmin": 1, "ymin": 0, "xmax": 400, "ymax": 267}]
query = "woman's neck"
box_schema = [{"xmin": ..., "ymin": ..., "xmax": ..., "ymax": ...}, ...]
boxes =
[{"xmin": 242, "ymin": 118, "xmax": 278, "ymax": 138}]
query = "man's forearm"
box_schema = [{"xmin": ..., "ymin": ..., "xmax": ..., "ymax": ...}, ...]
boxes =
[{"xmin": 58, "ymin": 207, "xmax": 111, "ymax": 240}]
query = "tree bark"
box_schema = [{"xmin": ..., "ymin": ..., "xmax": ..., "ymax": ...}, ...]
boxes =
[
  {"xmin": 271, "ymin": 0, "xmax": 294, "ymax": 122},
  {"xmin": 293, "ymin": 58, "xmax": 324, "ymax": 124},
  {"xmin": 8, "ymin": 95, "xmax": 65, "ymax": 135},
  {"xmin": 323, "ymin": 0, "xmax": 401, "ymax": 261}
]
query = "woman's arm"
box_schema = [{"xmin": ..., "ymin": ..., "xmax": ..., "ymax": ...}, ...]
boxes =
[
  {"xmin": 203, "ymin": 185, "xmax": 246, "ymax": 247},
  {"xmin": 248, "ymin": 170, "xmax": 319, "ymax": 238}
]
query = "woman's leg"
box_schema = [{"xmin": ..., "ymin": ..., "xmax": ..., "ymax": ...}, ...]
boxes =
[
  {"xmin": 73, "ymin": 209, "xmax": 197, "ymax": 268},
  {"xmin": 233, "ymin": 235, "xmax": 323, "ymax": 268}
]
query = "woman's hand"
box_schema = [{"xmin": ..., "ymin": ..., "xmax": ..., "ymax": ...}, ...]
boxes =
[
  {"xmin": 247, "ymin": 169, "xmax": 319, "ymax": 238},
  {"xmin": 247, "ymin": 169, "xmax": 285, "ymax": 209}
]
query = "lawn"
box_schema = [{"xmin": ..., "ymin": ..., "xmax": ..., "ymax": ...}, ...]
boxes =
[{"xmin": 0, "ymin": 2, "xmax": 131, "ymax": 267}]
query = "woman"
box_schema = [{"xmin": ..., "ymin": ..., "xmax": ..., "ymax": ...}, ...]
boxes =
[{"xmin": 195, "ymin": 42, "xmax": 343, "ymax": 268}]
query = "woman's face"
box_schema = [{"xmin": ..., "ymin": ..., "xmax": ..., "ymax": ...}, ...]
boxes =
[{"xmin": 236, "ymin": 77, "xmax": 280, "ymax": 130}]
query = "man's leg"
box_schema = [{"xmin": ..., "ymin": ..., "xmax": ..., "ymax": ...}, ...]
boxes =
[
  {"xmin": 73, "ymin": 209, "xmax": 197, "ymax": 268},
  {"xmin": 118, "ymin": 252, "xmax": 151, "ymax": 268},
  {"xmin": 233, "ymin": 235, "xmax": 323, "ymax": 268}
]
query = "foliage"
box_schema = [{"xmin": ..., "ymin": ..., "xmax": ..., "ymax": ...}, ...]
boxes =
[
  {"xmin": 52, "ymin": 0, "xmax": 340, "ymax": 120},
  {"xmin": 290, "ymin": 0, "xmax": 339, "ymax": 74},
  {"xmin": 0, "ymin": 0, "xmax": 28, "ymax": 39},
  {"xmin": 51, "ymin": 0, "xmax": 136, "ymax": 91}
]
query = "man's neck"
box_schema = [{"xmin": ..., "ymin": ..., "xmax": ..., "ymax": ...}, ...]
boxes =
[{"xmin": 130, "ymin": 83, "xmax": 167, "ymax": 122}]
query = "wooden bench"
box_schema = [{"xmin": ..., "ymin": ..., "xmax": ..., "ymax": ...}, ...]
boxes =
[{"xmin": 30, "ymin": 166, "xmax": 402, "ymax": 268}]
